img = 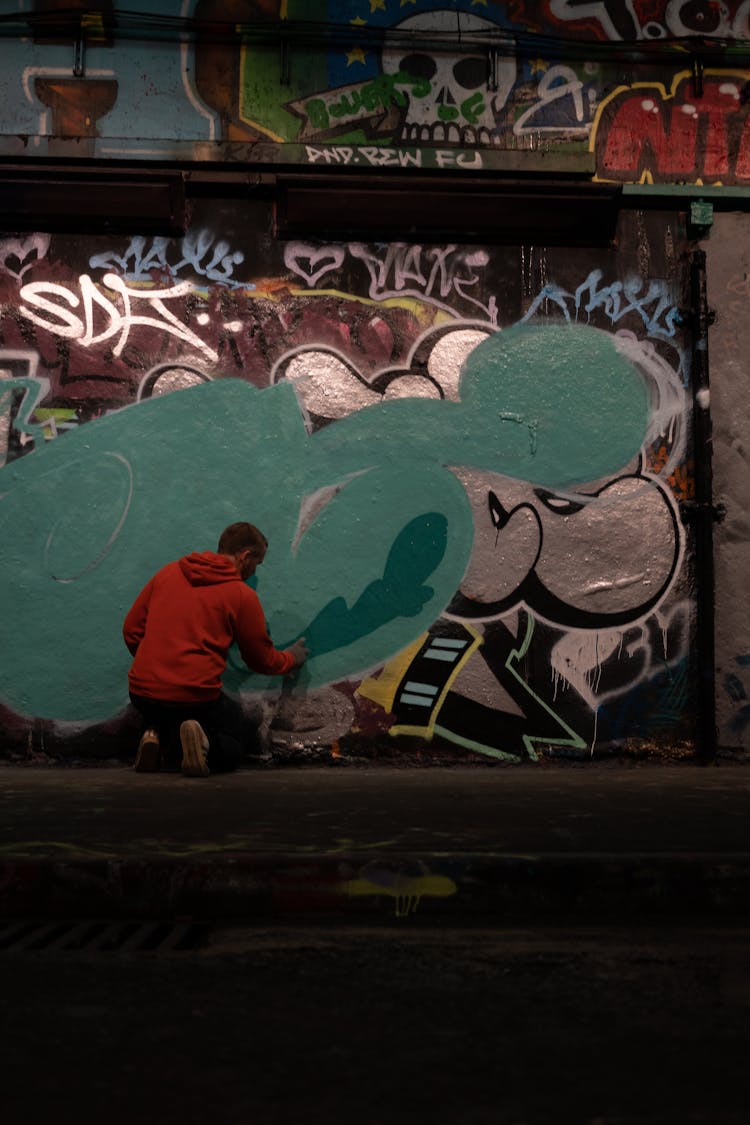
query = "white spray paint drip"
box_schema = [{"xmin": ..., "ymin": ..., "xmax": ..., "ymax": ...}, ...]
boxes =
[
  {"xmin": 656, "ymin": 608, "xmax": 670, "ymax": 661},
  {"xmin": 551, "ymin": 630, "xmax": 626, "ymax": 710},
  {"xmin": 590, "ymin": 706, "xmax": 599, "ymax": 757},
  {"xmin": 593, "ymin": 632, "xmax": 603, "ymax": 697}
]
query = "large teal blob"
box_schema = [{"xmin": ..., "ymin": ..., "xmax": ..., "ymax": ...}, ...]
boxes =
[{"xmin": 0, "ymin": 322, "xmax": 649, "ymax": 722}]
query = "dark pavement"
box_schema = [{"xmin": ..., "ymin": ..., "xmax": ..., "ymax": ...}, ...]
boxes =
[
  {"xmin": 2, "ymin": 760, "xmax": 749, "ymax": 923},
  {"xmin": 3, "ymin": 762, "xmax": 750, "ymax": 1125},
  {"xmin": 4, "ymin": 923, "xmax": 750, "ymax": 1125}
]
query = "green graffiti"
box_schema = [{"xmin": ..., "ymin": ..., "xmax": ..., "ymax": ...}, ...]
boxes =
[
  {"xmin": 302, "ymin": 71, "xmax": 430, "ymax": 134},
  {"xmin": 0, "ymin": 323, "xmax": 649, "ymax": 722},
  {"xmin": 437, "ymin": 93, "xmax": 488, "ymax": 126}
]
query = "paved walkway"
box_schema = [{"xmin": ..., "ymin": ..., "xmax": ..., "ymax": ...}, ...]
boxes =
[{"xmin": 1, "ymin": 762, "xmax": 749, "ymax": 922}]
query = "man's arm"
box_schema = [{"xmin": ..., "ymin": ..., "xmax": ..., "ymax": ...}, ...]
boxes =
[
  {"xmin": 236, "ymin": 588, "xmax": 308, "ymax": 675},
  {"xmin": 122, "ymin": 578, "xmax": 154, "ymax": 656}
]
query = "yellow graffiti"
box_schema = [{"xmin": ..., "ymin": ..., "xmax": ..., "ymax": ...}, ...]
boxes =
[
  {"xmin": 34, "ymin": 408, "xmax": 77, "ymax": 440},
  {"xmin": 344, "ymin": 869, "xmax": 457, "ymax": 917},
  {"xmin": 357, "ymin": 625, "xmax": 483, "ymax": 740},
  {"xmin": 357, "ymin": 632, "xmax": 429, "ymax": 711},
  {"xmin": 287, "ymin": 287, "xmax": 444, "ymax": 325}
]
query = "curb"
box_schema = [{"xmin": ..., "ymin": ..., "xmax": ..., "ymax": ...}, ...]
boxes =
[{"xmin": 3, "ymin": 851, "xmax": 750, "ymax": 923}]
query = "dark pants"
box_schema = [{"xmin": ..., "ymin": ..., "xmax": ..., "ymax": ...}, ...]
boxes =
[{"xmin": 129, "ymin": 691, "xmax": 256, "ymax": 773}]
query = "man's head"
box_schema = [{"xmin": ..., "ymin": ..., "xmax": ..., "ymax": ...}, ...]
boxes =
[{"xmin": 218, "ymin": 522, "xmax": 268, "ymax": 581}]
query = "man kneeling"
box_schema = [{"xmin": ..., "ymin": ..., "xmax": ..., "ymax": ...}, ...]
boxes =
[{"xmin": 123, "ymin": 521, "xmax": 308, "ymax": 777}]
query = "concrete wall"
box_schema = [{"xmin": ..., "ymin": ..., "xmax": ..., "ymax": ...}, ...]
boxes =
[
  {"xmin": 0, "ymin": 203, "xmax": 696, "ymax": 761},
  {"xmin": 2, "ymin": 0, "xmax": 740, "ymax": 761},
  {"xmin": 706, "ymin": 214, "xmax": 750, "ymax": 753}
]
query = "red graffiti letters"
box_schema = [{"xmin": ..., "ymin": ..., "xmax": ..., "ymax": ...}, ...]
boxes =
[{"xmin": 594, "ymin": 72, "xmax": 750, "ymax": 184}]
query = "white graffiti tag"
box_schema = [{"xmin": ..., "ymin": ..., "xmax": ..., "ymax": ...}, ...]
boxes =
[
  {"xmin": 523, "ymin": 269, "xmax": 682, "ymax": 340},
  {"xmin": 513, "ymin": 65, "xmax": 593, "ymax": 137},
  {"xmin": 89, "ymin": 231, "xmax": 246, "ymax": 285},
  {"xmin": 19, "ymin": 275, "xmax": 218, "ymax": 361},
  {"xmin": 0, "ymin": 234, "xmax": 51, "ymax": 281},
  {"xmin": 284, "ymin": 241, "xmax": 498, "ymax": 323}
]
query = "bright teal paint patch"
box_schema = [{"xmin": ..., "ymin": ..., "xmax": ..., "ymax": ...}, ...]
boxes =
[
  {"xmin": 0, "ymin": 323, "xmax": 650, "ymax": 722},
  {"xmin": 312, "ymin": 323, "xmax": 649, "ymax": 487}
]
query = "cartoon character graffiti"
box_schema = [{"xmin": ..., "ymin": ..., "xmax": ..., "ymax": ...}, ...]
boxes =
[
  {"xmin": 448, "ymin": 467, "xmax": 681, "ymax": 628},
  {"xmin": 0, "ymin": 320, "xmax": 662, "ymax": 726},
  {"xmin": 273, "ymin": 321, "xmax": 686, "ymax": 758}
]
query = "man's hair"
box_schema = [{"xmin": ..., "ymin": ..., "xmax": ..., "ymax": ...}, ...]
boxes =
[{"xmin": 217, "ymin": 522, "xmax": 268, "ymax": 556}]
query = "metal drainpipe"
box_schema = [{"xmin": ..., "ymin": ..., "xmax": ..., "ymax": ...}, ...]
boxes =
[{"xmin": 687, "ymin": 246, "xmax": 718, "ymax": 764}]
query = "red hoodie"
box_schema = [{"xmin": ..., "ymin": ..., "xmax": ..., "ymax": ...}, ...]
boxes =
[{"xmin": 123, "ymin": 551, "xmax": 296, "ymax": 702}]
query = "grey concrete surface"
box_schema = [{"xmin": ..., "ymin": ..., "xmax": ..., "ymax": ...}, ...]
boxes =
[
  {"xmin": 2, "ymin": 762, "xmax": 750, "ymax": 855},
  {"xmin": 2, "ymin": 924, "xmax": 750, "ymax": 1125},
  {"xmin": 1, "ymin": 762, "xmax": 749, "ymax": 922}
]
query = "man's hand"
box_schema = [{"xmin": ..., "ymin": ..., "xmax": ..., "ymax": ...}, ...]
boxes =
[{"xmin": 288, "ymin": 638, "xmax": 309, "ymax": 668}]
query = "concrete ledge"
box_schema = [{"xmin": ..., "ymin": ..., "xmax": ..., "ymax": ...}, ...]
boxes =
[{"xmin": 3, "ymin": 851, "xmax": 750, "ymax": 924}]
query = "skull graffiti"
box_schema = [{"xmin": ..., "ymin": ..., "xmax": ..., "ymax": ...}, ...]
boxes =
[{"xmin": 381, "ymin": 12, "xmax": 516, "ymax": 147}]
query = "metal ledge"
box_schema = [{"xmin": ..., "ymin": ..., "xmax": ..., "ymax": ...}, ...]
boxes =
[
  {"xmin": 276, "ymin": 176, "xmax": 622, "ymax": 246},
  {"xmin": 0, "ymin": 171, "xmax": 186, "ymax": 233},
  {"xmin": 622, "ymin": 183, "xmax": 750, "ymax": 210}
]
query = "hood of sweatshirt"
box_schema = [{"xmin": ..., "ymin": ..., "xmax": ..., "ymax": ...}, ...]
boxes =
[{"xmin": 178, "ymin": 551, "xmax": 241, "ymax": 587}]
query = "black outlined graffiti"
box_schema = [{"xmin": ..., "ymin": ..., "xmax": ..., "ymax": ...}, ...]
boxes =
[{"xmin": 447, "ymin": 468, "xmax": 682, "ymax": 629}]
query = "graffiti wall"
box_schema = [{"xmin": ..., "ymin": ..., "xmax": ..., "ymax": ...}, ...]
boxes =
[
  {"xmin": 0, "ymin": 1, "xmax": 749, "ymax": 183},
  {"xmin": 0, "ymin": 200, "xmax": 696, "ymax": 761}
]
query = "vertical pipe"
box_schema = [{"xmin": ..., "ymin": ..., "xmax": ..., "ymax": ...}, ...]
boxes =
[{"xmin": 688, "ymin": 248, "xmax": 717, "ymax": 764}]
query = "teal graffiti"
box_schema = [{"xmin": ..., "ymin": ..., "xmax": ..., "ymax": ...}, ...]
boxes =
[
  {"xmin": 0, "ymin": 377, "xmax": 50, "ymax": 451},
  {"xmin": 0, "ymin": 323, "xmax": 649, "ymax": 722},
  {"xmin": 223, "ymin": 510, "xmax": 447, "ymax": 692},
  {"xmin": 309, "ymin": 323, "xmax": 648, "ymax": 484},
  {"xmin": 296, "ymin": 511, "xmax": 447, "ymax": 654}
]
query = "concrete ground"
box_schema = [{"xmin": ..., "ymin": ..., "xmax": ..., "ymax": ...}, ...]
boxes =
[
  {"xmin": 3, "ymin": 923, "xmax": 750, "ymax": 1125},
  {"xmin": 3, "ymin": 761, "xmax": 749, "ymax": 1125}
]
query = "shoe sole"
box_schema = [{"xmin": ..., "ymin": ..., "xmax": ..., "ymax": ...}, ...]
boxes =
[
  {"xmin": 180, "ymin": 721, "xmax": 209, "ymax": 777},
  {"xmin": 134, "ymin": 737, "xmax": 160, "ymax": 772}
]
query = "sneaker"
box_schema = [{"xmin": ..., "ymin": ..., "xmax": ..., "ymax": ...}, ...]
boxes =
[
  {"xmin": 134, "ymin": 728, "xmax": 161, "ymax": 772},
  {"xmin": 180, "ymin": 720, "xmax": 210, "ymax": 777}
]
